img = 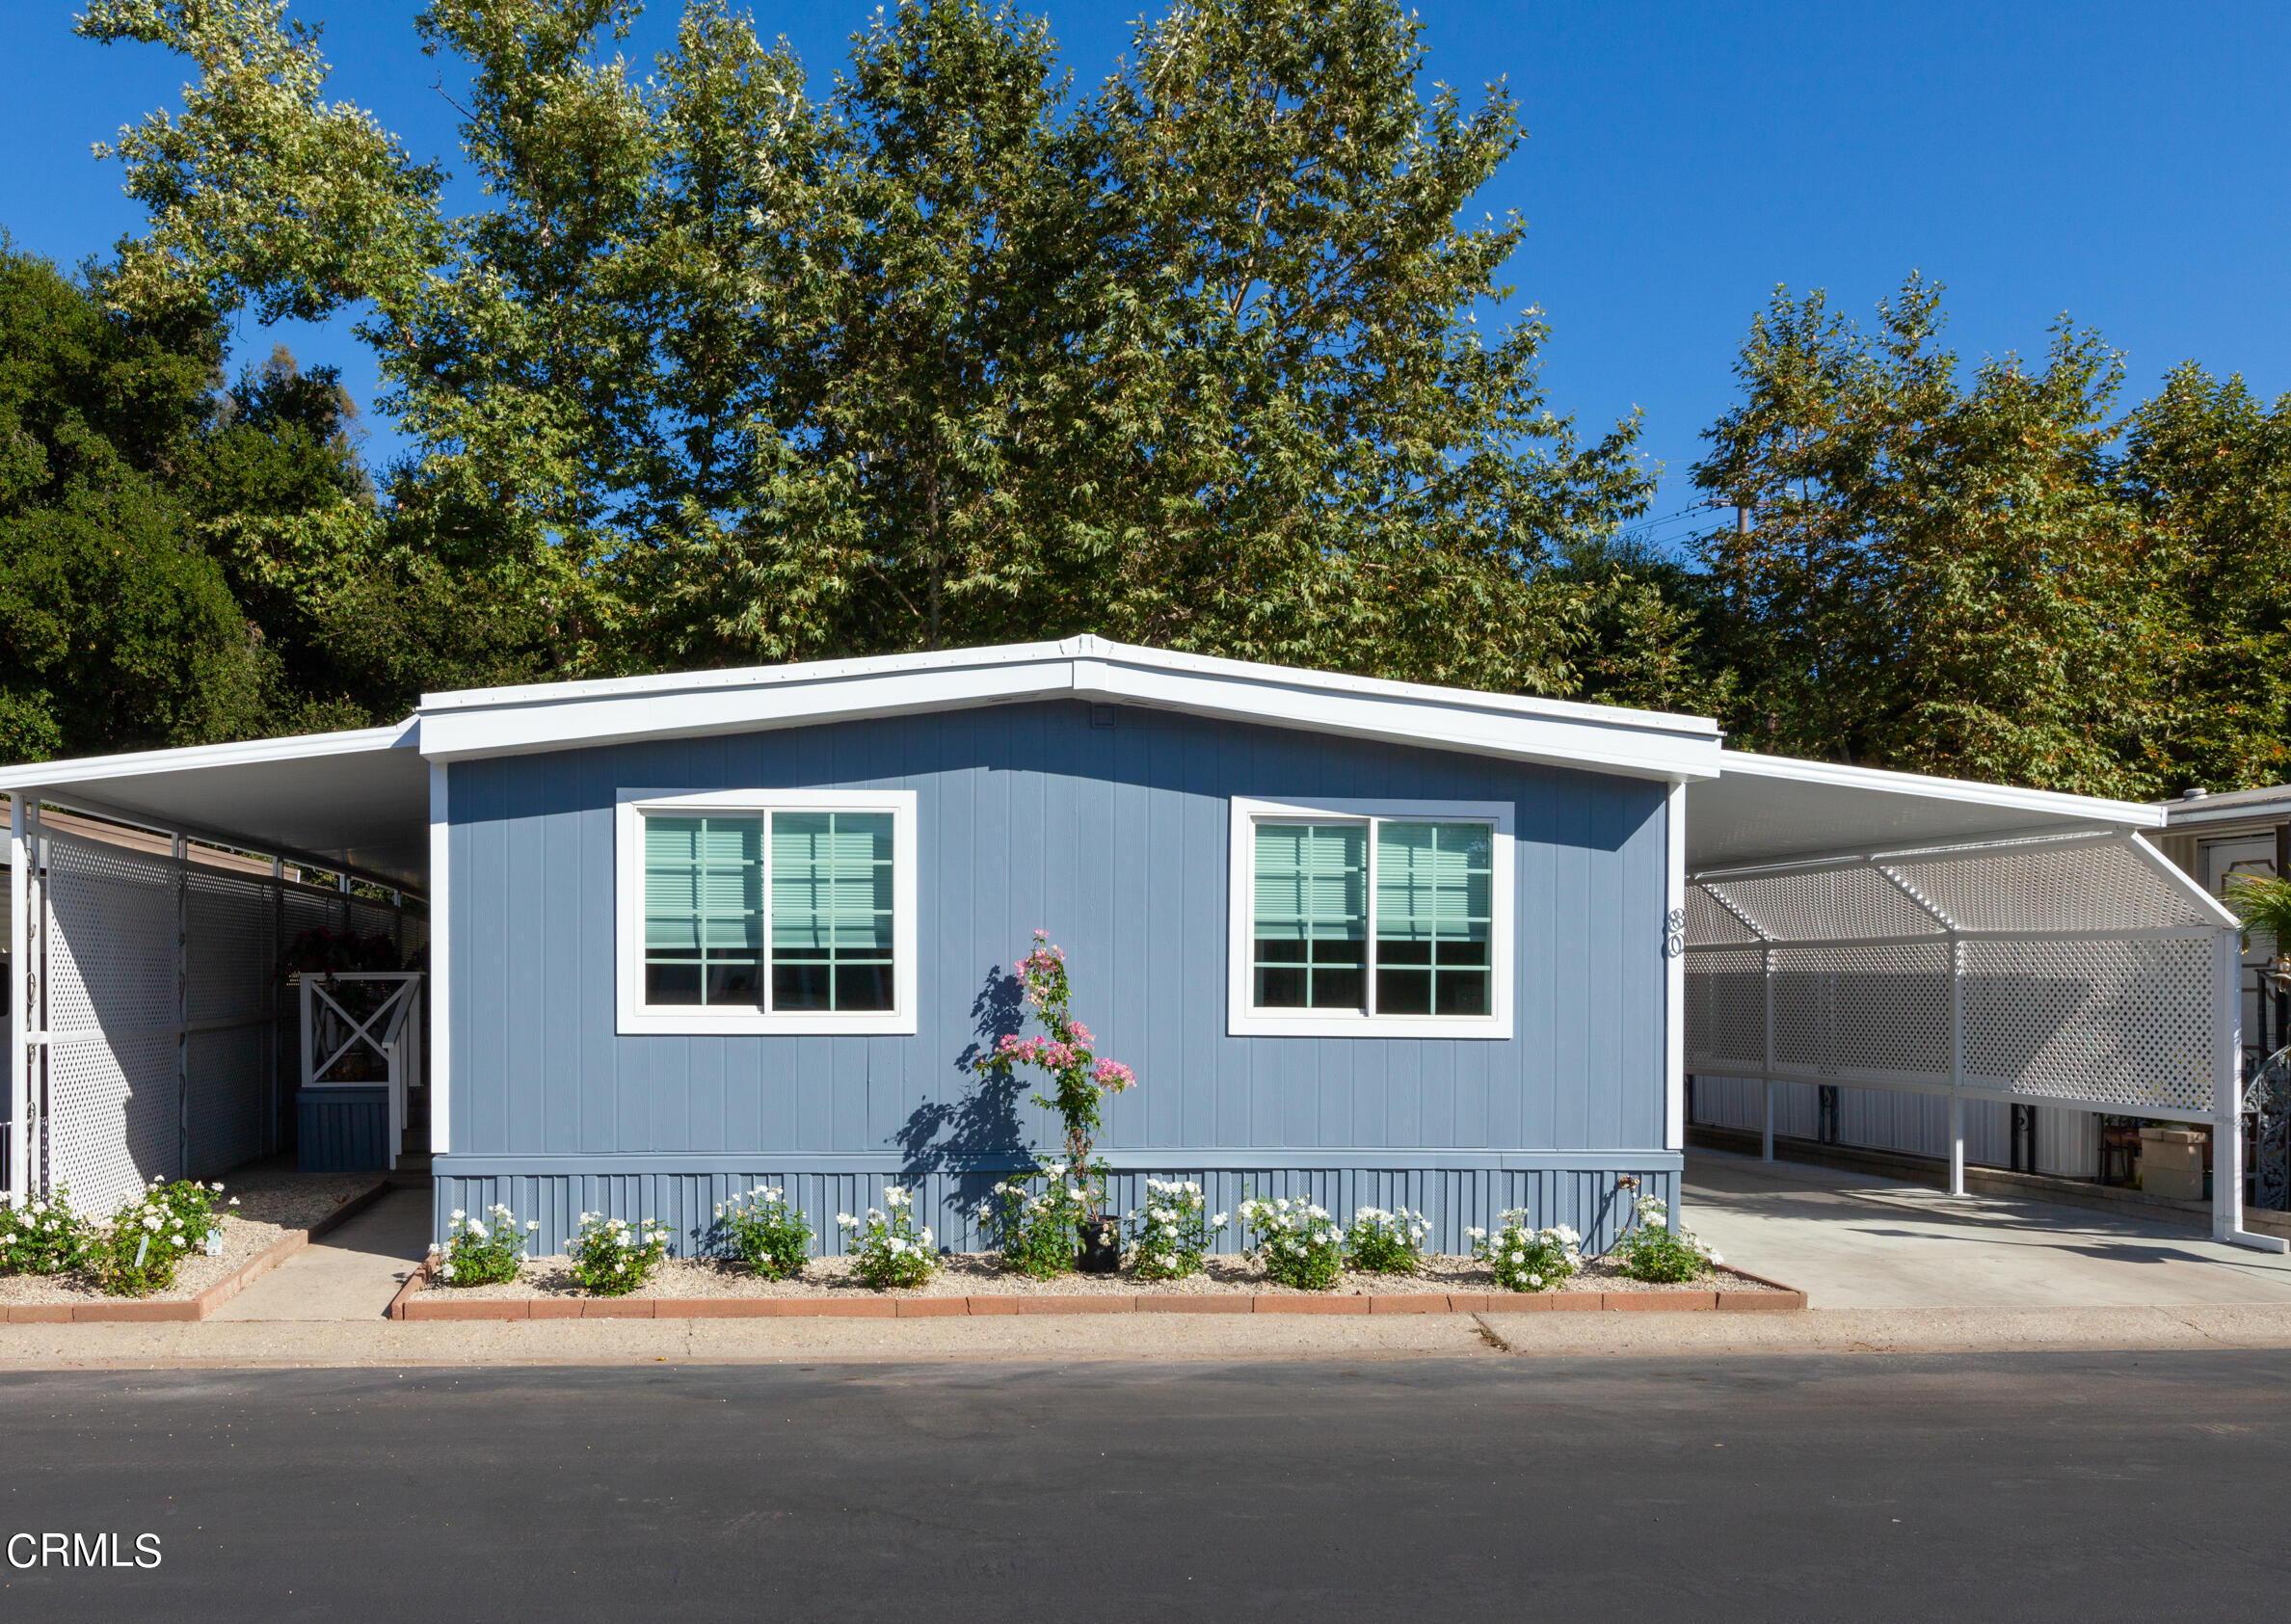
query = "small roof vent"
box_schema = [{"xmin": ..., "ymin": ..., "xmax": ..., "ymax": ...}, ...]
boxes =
[{"xmin": 2181, "ymin": 787, "xmax": 2209, "ymax": 800}]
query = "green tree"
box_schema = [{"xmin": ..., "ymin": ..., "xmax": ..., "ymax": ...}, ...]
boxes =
[
  {"xmin": 0, "ymin": 249, "xmax": 268, "ymax": 758},
  {"xmin": 1691, "ymin": 278, "xmax": 2174, "ymax": 796},
  {"xmin": 79, "ymin": 0, "xmax": 1652, "ymax": 698},
  {"xmin": 2118, "ymin": 364, "xmax": 2291, "ymax": 792}
]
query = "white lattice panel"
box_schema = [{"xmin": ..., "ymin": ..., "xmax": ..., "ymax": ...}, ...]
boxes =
[
  {"xmin": 186, "ymin": 1026, "xmax": 267, "ymax": 1176},
  {"xmin": 1685, "ymin": 947, "xmax": 1765, "ymax": 1069},
  {"xmin": 188, "ymin": 870, "xmax": 274, "ymax": 1025},
  {"xmin": 1961, "ymin": 936, "xmax": 2215, "ymax": 1112},
  {"xmin": 1687, "ymin": 836, "xmax": 2229, "ymax": 1121},
  {"xmin": 1705, "ymin": 867, "xmax": 1945, "ymax": 943},
  {"xmin": 43, "ymin": 834, "xmax": 176, "ymax": 1041},
  {"xmin": 47, "ymin": 1031, "xmax": 174, "ymax": 1218},
  {"xmin": 1893, "ymin": 839, "xmax": 2210, "ymax": 934},
  {"xmin": 1686, "ymin": 887, "xmax": 1759, "ymax": 947}
]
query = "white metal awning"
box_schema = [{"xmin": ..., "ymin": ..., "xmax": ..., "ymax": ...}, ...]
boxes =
[
  {"xmin": 0, "ymin": 723, "xmax": 428, "ymax": 891},
  {"xmin": 1687, "ymin": 751, "xmax": 2165, "ymax": 871}
]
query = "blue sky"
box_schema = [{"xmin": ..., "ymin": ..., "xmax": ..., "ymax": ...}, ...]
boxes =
[{"xmin": 6, "ymin": 1, "xmax": 2287, "ymax": 552}]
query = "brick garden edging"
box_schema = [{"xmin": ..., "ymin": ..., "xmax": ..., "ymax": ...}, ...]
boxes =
[
  {"xmin": 388, "ymin": 1265, "xmax": 1804, "ymax": 1321},
  {"xmin": 2, "ymin": 1178, "xmax": 392, "ymax": 1324}
]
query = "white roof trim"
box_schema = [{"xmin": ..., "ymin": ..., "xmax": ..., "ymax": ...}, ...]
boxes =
[
  {"xmin": 413, "ymin": 635, "xmax": 1725, "ymax": 782},
  {"xmin": 1714, "ymin": 749, "xmax": 2165, "ymax": 830},
  {"xmin": 0, "ymin": 719, "xmax": 419, "ymax": 793}
]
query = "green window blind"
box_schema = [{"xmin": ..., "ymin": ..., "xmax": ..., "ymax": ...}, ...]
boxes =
[
  {"xmin": 1374, "ymin": 821, "xmax": 1493, "ymax": 1016},
  {"xmin": 770, "ymin": 811, "xmax": 895, "ymax": 1012},
  {"xmin": 1252, "ymin": 823, "xmax": 1368, "ymax": 1009},
  {"xmin": 643, "ymin": 814, "xmax": 763, "ymax": 1006}
]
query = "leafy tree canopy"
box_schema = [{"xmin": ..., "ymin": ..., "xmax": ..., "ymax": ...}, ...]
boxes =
[{"xmin": 76, "ymin": 0, "xmax": 1654, "ymax": 698}]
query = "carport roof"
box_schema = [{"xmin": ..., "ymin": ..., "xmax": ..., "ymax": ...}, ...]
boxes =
[
  {"xmin": 1687, "ymin": 750, "xmax": 2165, "ymax": 872},
  {"xmin": 0, "ymin": 642, "xmax": 2166, "ymax": 887},
  {"xmin": 0, "ymin": 722, "xmax": 428, "ymax": 891}
]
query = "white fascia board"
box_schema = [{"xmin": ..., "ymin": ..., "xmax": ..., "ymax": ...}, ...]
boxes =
[
  {"xmin": 418, "ymin": 638, "xmax": 1722, "ymax": 780},
  {"xmin": 0, "ymin": 719, "xmax": 418, "ymax": 792},
  {"xmin": 2164, "ymin": 796, "xmax": 2291, "ymax": 829},
  {"xmin": 1716, "ymin": 748, "xmax": 2166, "ymax": 829},
  {"xmin": 1069, "ymin": 659, "xmax": 1718, "ymax": 782},
  {"xmin": 418, "ymin": 659, "xmax": 1080, "ymax": 762}
]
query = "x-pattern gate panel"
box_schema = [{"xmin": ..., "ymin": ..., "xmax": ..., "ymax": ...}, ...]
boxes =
[{"xmin": 1683, "ymin": 833, "xmax": 2233, "ymax": 1124}]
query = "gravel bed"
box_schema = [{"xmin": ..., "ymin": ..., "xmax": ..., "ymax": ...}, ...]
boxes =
[
  {"xmin": 425, "ymin": 1250, "xmax": 1783, "ymax": 1301},
  {"xmin": 0, "ymin": 1168, "xmax": 383, "ymax": 1305}
]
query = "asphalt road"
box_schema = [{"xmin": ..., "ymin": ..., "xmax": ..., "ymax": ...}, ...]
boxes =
[{"xmin": 1, "ymin": 1351, "xmax": 2286, "ymax": 1621}]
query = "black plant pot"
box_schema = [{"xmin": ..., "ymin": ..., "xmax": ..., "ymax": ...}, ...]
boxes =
[{"xmin": 1076, "ymin": 1215, "xmax": 1122, "ymax": 1274}]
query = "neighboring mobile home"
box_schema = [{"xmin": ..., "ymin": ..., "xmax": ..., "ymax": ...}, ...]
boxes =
[{"xmin": 3, "ymin": 637, "xmax": 2275, "ymax": 1255}]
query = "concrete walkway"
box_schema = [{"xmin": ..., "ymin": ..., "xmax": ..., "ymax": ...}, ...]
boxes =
[
  {"xmin": 206, "ymin": 1187, "xmax": 431, "ymax": 1321},
  {"xmin": 1684, "ymin": 1147, "xmax": 2291, "ymax": 1308}
]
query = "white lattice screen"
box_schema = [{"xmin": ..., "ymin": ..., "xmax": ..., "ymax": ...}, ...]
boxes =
[
  {"xmin": 1683, "ymin": 834, "xmax": 2233, "ymax": 1124},
  {"xmin": 21, "ymin": 824, "xmax": 427, "ymax": 1216}
]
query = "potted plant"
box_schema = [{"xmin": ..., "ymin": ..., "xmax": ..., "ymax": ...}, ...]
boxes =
[{"xmin": 975, "ymin": 933, "xmax": 1137, "ymax": 1272}]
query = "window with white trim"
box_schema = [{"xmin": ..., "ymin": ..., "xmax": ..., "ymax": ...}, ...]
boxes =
[
  {"xmin": 616, "ymin": 788, "xmax": 918, "ymax": 1035},
  {"xmin": 1229, "ymin": 798, "xmax": 1512, "ymax": 1038}
]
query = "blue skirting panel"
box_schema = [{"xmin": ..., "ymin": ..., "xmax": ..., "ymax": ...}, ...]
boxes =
[
  {"xmin": 297, "ymin": 1087, "xmax": 390, "ymax": 1173},
  {"xmin": 430, "ymin": 1154, "xmax": 1682, "ymax": 1260}
]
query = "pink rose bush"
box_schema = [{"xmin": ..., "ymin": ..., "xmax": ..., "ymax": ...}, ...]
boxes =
[{"xmin": 976, "ymin": 932, "xmax": 1138, "ymax": 1213}]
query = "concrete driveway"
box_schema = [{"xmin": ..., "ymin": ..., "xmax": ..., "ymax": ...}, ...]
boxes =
[{"xmin": 1685, "ymin": 1147, "xmax": 2291, "ymax": 1309}]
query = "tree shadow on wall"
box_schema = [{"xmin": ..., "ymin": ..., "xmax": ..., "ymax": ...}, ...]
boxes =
[{"xmin": 895, "ymin": 967, "xmax": 1032, "ymax": 1231}]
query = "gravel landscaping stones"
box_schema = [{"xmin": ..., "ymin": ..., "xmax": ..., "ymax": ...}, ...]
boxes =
[{"xmin": 0, "ymin": 1168, "xmax": 384, "ymax": 1305}]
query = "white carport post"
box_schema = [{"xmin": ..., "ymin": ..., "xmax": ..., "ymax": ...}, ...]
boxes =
[
  {"xmin": 8, "ymin": 793, "xmax": 40, "ymax": 1205},
  {"xmin": 2217, "ymin": 923, "xmax": 2285, "ymax": 1251}
]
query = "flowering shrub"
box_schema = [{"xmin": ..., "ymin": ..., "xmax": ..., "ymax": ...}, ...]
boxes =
[
  {"xmin": 715, "ymin": 1185, "xmax": 813, "ymax": 1280},
  {"xmin": 1611, "ymin": 1195, "xmax": 1719, "ymax": 1284},
  {"xmin": 836, "ymin": 1185, "xmax": 938, "ymax": 1290},
  {"xmin": 1129, "ymin": 1180, "xmax": 1225, "ymax": 1281},
  {"xmin": 0, "ymin": 1188, "xmax": 94, "ymax": 1275},
  {"xmin": 569, "ymin": 1211, "xmax": 673, "ymax": 1295},
  {"xmin": 974, "ymin": 934, "xmax": 1137, "ymax": 1208},
  {"xmin": 1345, "ymin": 1206, "xmax": 1429, "ymax": 1275},
  {"xmin": 93, "ymin": 1181, "xmax": 227, "ymax": 1296},
  {"xmin": 1466, "ymin": 1211, "xmax": 1582, "ymax": 1293},
  {"xmin": 1238, "ymin": 1195, "xmax": 1344, "ymax": 1291},
  {"xmin": 991, "ymin": 1160, "xmax": 1096, "ymax": 1279},
  {"xmin": 434, "ymin": 1203, "xmax": 537, "ymax": 1287}
]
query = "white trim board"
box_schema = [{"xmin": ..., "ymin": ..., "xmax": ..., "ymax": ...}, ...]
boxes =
[
  {"xmin": 1226, "ymin": 797, "xmax": 1515, "ymax": 1040},
  {"xmin": 614, "ymin": 787, "xmax": 919, "ymax": 1036}
]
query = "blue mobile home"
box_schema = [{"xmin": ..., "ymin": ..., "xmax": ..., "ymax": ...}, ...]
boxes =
[
  {"xmin": 9, "ymin": 637, "xmax": 2268, "ymax": 1256},
  {"xmin": 416, "ymin": 638, "xmax": 1711, "ymax": 1255}
]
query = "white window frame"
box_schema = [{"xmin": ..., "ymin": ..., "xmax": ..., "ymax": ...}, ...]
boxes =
[
  {"xmin": 1228, "ymin": 796, "xmax": 1514, "ymax": 1039},
  {"xmin": 615, "ymin": 786, "xmax": 919, "ymax": 1036}
]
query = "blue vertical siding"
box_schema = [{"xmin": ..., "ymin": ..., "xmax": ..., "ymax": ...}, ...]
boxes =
[{"xmin": 440, "ymin": 700, "xmax": 1674, "ymax": 1252}]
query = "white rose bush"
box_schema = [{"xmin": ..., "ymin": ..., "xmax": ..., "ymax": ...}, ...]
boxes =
[
  {"xmin": 432, "ymin": 1202, "xmax": 538, "ymax": 1287},
  {"xmin": 1344, "ymin": 1206, "xmax": 1430, "ymax": 1275},
  {"xmin": 1611, "ymin": 1194, "xmax": 1720, "ymax": 1284},
  {"xmin": 1238, "ymin": 1195, "xmax": 1345, "ymax": 1291},
  {"xmin": 568, "ymin": 1211, "xmax": 673, "ymax": 1295},
  {"xmin": 0, "ymin": 1186, "xmax": 94, "ymax": 1276},
  {"xmin": 991, "ymin": 1160, "xmax": 1095, "ymax": 1280},
  {"xmin": 1465, "ymin": 1211, "xmax": 1582, "ymax": 1293},
  {"xmin": 715, "ymin": 1185, "xmax": 813, "ymax": 1280},
  {"xmin": 94, "ymin": 1179, "xmax": 234, "ymax": 1296},
  {"xmin": 837, "ymin": 1185, "xmax": 938, "ymax": 1290},
  {"xmin": 1128, "ymin": 1180, "xmax": 1225, "ymax": 1281}
]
